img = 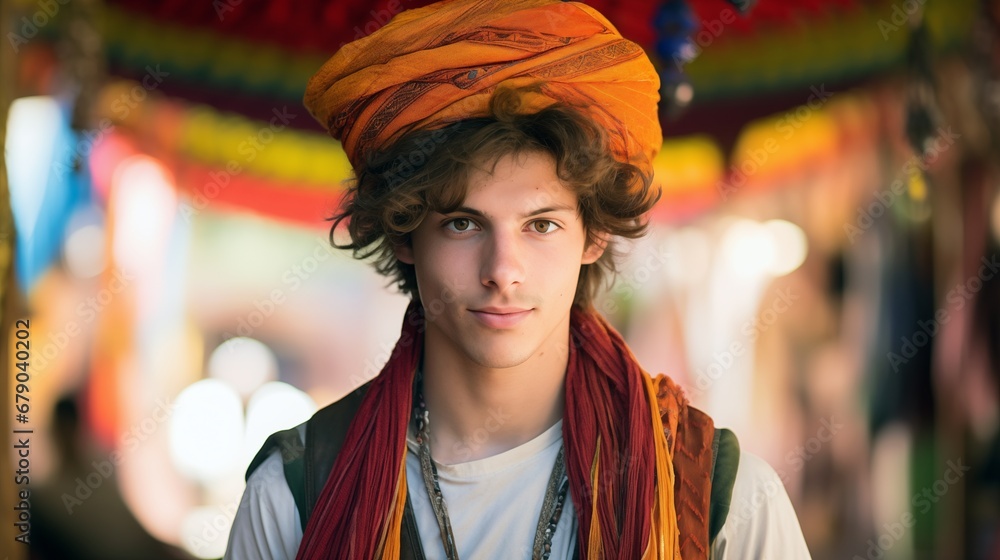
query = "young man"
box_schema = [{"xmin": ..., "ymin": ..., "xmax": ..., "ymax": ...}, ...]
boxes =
[{"xmin": 225, "ymin": 1, "xmax": 812, "ymax": 558}]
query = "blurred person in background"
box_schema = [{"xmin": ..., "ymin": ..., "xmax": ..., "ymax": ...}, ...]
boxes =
[{"xmin": 29, "ymin": 395, "xmax": 194, "ymax": 560}]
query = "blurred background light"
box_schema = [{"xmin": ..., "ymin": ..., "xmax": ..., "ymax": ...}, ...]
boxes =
[
  {"xmin": 720, "ymin": 219, "xmax": 775, "ymax": 279},
  {"xmin": 6, "ymin": 96, "xmax": 61, "ymax": 239},
  {"xmin": 168, "ymin": 379, "xmax": 245, "ymax": 482},
  {"xmin": 207, "ymin": 337, "xmax": 278, "ymax": 399},
  {"xmin": 243, "ymin": 381, "xmax": 317, "ymax": 466},
  {"xmin": 664, "ymin": 226, "xmax": 711, "ymax": 287},
  {"xmin": 62, "ymin": 205, "xmax": 108, "ymax": 279},
  {"xmin": 762, "ymin": 219, "xmax": 808, "ymax": 276},
  {"xmin": 63, "ymin": 223, "xmax": 106, "ymax": 279},
  {"xmin": 110, "ymin": 155, "xmax": 178, "ymax": 272},
  {"xmin": 179, "ymin": 505, "xmax": 232, "ymax": 559},
  {"xmin": 718, "ymin": 219, "xmax": 808, "ymax": 280}
]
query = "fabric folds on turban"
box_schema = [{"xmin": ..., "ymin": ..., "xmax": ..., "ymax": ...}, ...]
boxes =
[{"xmin": 303, "ymin": 0, "xmax": 662, "ymax": 176}]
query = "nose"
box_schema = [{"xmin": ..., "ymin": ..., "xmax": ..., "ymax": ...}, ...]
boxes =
[{"xmin": 480, "ymin": 229, "xmax": 525, "ymax": 292}]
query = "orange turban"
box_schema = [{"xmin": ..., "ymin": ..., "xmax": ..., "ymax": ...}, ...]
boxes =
[{"xmin": 303, "ymin": 0, "xmax": 662, "ymax": 175}]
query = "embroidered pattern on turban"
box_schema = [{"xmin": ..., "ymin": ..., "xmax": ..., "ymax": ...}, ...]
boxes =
[{"xmin": 303, "ymin": 0, "xmax": 662, "ymax": 175}]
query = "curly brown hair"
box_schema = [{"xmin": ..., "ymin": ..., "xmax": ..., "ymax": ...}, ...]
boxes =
[{"xmin": 329, "ymin": 87, "xmax": 661, "ymax": 309}]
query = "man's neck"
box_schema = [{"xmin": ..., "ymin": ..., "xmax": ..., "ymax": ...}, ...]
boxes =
[{"xmin": 419, "ymin": 336, "xmax": 568, "ymax": 465}]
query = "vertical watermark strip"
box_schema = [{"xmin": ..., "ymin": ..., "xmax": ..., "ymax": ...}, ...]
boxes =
[{"xmin": 12, "ymin": 318, "xmax": 33, "ymax": 544}]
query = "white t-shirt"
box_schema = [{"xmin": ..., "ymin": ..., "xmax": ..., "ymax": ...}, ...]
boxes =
[{"xmin": 224, "ymin": 421, "xmax": 812, "ymax": 559}]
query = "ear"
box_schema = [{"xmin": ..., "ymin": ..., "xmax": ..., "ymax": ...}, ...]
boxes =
[
  {"xmin": 582, "ymin": 232, "xmax": 608, "ymax": 265},
  {"xmin": 394, "ymin": 242, "xmax": 415, "ymax": 265}
]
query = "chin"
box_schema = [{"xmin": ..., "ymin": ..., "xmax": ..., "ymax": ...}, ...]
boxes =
[{"xmin": 464, "ymin": 345, "xmax": 536, "ymax": 370}]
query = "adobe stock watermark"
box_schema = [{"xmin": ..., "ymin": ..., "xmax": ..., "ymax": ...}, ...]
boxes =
[
  {"xmin": 340, "ymin": 0, "xmax": 415, "ymax": 44},
  {"xmin": 730, "ymin": 416, "xmax": 843, "ymax": 526},
  {"xmin": 220, "ymin": 235, "xmax": 338, "ymax": 341},
  {"xmin": 669, "ymin": 7, "xmax": 739, "ymax": 71},
  {"xmin": 600, "ymin": 244, "xmax": 673, "ymax": 315},
  {"xmin": 7, "ymin": 0, "xmax": 70, "ymax": 53},
  {"xmin": 844, "ymin": 126, "xmax": 960, "ymax": 244},
  {"xmin": 853, "ymin": 458, "xmax": 970, "ymax": 560},
  {"xmin": 33, "ymin": 267, "xmax": 136, "ymax": 372},
  {"xmin": 384, "ymin": 128, "xmax": 449, "ymax": 188},
  {"xmin": 190, "ymin": 499, "xmax": 241, "ymax": 556},
  {"xmin": 781, "ymin": 417, "xmax": 842, "ymax": 473},
  {"xmin": 186, "ymin": 457, "xmax": 286, "ymax": 555},
  {"xmin": 220, "ymin": 232, "xmax": 465, "ymax": 362},
  {"xmin": 52, "ymin": 65, "xmax": 171, "ymax": 179},
  {"xmin": 887, "ymin": 253, "xmax": 998, "ymax": 372},
  {"xmin": 344, "ymin": 279, "xmax": 467, "ymax": 389},
  {"xmin": 690, "ymin": 287, "xmax": 799, "ymax": 394},
  {"xmin": 214, "ymin": 0, "xmax": 414, "ymax": 44},
  {"xmin": 877, "ymin": 0, "xmax": 926, "ymax": 41},
  {"xmin": 179, "ymin": 106, "xmax": 297, "ymax": 221},
  {"xmin": 717, "ymin": 85, "xmax": 835, "ymax": 201},
  {"xmin": 60, "ymin": 397, "xmax": 174, "ymax": 513},
  {"xmin": 452, "ymin": 407, "xmax": 512, "ymax": 462},
  {"xmin": 575, "ymin": 446, "xmax": 650, "ymax": 504}
]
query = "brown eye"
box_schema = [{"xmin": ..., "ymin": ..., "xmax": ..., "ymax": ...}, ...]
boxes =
[
  {"xmin": 448, "ymin": 218, "xmax": 472, "ymax": 232},
  {"xmin": 532, "ymin": 221, "xmax": 558, "ymax": 233}
]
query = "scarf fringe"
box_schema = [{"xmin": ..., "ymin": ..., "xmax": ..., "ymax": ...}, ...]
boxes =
[
  {"xmin": 587, "ymin": 438, "xmax": 603, "ymax": 559},
  {"xmin": 375, "ymin": 458, "xmax": 409, "ymax": 558},
  {"xmin": 642, "ymin": 371, "xmax": 680, "ymax": 559}
]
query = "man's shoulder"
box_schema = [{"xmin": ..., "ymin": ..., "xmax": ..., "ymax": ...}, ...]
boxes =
[
  {"xmin": 246, "ymin": 381, "xmax": 372, "ymax": 481},
  {"xmin": 726, "ymin": 451, "xmax": 790, "ymax": 522},
  {"xmin": 711, "ymin": 451, "xmax": 813, "ymax": 558},
  {"xmin": 307, "ymin": 381, "xmax": 372, "ymax": 433}
]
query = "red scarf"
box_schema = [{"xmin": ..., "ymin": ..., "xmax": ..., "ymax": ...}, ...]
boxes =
[{"xmin": 297, "ymin": 301, "xmax": 679, "ymax": 559}]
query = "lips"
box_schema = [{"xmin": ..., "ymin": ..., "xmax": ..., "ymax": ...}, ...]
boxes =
[{"xmin": 469, "ymin": 307, "xmax": 532, "ymax": 329}]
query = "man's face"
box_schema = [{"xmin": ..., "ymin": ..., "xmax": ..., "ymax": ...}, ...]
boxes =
[{"xmin": 395, "ymin": 151, "xmax": 604, "ymax": 371}]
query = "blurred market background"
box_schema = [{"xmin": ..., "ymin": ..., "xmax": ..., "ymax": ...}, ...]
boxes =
[{"xmin": 2, "ymin": 0, "xmax": 999, "ymax": 558}]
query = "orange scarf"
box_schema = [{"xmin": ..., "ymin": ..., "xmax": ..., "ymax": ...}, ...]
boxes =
[
  {"xmin": 296, "ymin": 301, "xmax": 681, "ymax": 559},
  {"xmin": 303, "ymin": 0, "xmax": 662, "ymax": 181}
]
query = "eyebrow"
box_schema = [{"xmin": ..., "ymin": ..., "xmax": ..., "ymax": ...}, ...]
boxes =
[{"xmin": 446, "ymin": 204, "xmax": 577, "ymax": 218}]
